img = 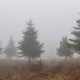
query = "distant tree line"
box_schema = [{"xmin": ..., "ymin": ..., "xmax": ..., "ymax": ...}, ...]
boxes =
[
  {"xmin": 0, "ymin": 17, "xmax": 80, "ymax": 61},
  {"xmin": 0, "ymin": 20, "xmax": 44, "ymax": 63}
]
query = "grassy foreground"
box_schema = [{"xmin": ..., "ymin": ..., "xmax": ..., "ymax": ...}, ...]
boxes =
[{"xmin": 0, "ymin": 59, "xmax": 79, "ymax": 80}]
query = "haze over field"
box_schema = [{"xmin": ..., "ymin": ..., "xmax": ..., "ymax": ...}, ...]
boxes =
[{"xmin": 0, "ymin": 0, "xmax": 80, "ymax": 59}]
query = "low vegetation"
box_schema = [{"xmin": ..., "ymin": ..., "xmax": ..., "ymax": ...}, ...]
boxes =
[{"xmin": 0, "ymin": 59, "xmax": 79, "ymax": 80}]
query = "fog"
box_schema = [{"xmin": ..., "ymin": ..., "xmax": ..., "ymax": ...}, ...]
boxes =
[{"xmin": 0, "ymin": 0, "xmax": 80, "ymax": 59}]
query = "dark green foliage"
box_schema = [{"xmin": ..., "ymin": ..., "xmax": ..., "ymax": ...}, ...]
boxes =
[
  {"xmin": 4, "ymin": 37, "xmax": 17, "ymax": 59},
  {"xmin": 69, "ymin": 20, "xmax": 80, "ymax": 55},
  {"xmin": 18, "ymin": 20, "xmax": 44, "ymax": 61},
  {"xmin": 57, "ymin": 37, "xmax": 73, "ymax": 58}
]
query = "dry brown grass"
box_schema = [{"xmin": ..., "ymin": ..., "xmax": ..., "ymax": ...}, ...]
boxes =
[{"xmin": 0, "ymin": 59, "xmax": 79, "ymax": 80}]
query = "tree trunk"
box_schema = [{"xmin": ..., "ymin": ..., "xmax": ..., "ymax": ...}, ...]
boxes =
[
  {"xmin": 65, "ymin": 56, "xmax": 67, "ymax": 63},
  {"xmin": 65, "ymin": 56, "xmax": 67, "ymax": 59},
  {"xmin": 28, "ymin": 56, "xmax": 31, "ymax": 64}
]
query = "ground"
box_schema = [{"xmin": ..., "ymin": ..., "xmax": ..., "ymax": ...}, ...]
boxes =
[{"xmin": 0, "ymin": 59, "xmax": 79, "ymax": 80}]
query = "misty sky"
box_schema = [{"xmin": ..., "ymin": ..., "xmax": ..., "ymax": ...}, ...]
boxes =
[{"xmin": 0, "ymin": 0, "xmax": 80, "ymax": 59}]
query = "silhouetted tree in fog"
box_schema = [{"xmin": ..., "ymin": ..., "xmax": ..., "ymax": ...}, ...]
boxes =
[
  {"xmin": 69, "ymin": 19, "xmax": 80, "ymax": 57},
  {"xmin": 18, "ymin": 20, "xmax": 44, "ymax": 63},
  {"xmin": 57, "ymin": 37, "xmax": 73, "ymax": 59},
  {"xmin": 4, "ymin": 37, "xmax": 17, "ymax": 59}
]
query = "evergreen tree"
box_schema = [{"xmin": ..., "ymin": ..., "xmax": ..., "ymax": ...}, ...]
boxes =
[
  {"xmin": 4, "ymin": 37, "xmax": 17, "ymax": 59},
  {"xmin": 57, "ymin": 37, "xmax": 73, "ymax": 59},
  {"xmin": 18, "ymin": 20, "xmax": 44, "ymax": 62},
  {"xmin": 69, "ymin": 19, "xmax": 80, "ymax": 56}
]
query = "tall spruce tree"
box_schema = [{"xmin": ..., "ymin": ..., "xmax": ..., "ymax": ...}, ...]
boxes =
[
  {"xmin": 4, "ymin": 37, "xmax": 17, "ymax": 59},
  {"xmin": 18, "ymin": 20, "xmax": 44, "ymax": 62},
  {"xmin": 69, "ymin": 19, "xmax": 80, "ymax": 56},
  {"xmin": 57, "ymin": 37, "xmax": 73, "ymax": 59}
]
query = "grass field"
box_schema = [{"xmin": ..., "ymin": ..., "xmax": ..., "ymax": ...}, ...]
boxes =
[{"xmin": 0, "ymin": 59, "xmax": 80, "ymax": 80}]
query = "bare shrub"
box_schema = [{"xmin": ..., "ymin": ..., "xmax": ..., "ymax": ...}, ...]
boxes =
[{"xmin": 28, "ymin": 60, "xmax": 44, "ymax": 72}]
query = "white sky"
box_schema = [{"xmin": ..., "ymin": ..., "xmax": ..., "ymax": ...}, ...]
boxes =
[{"xmin": 0, "ymin": 0, "xmax": 80, "ymax": 59}]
